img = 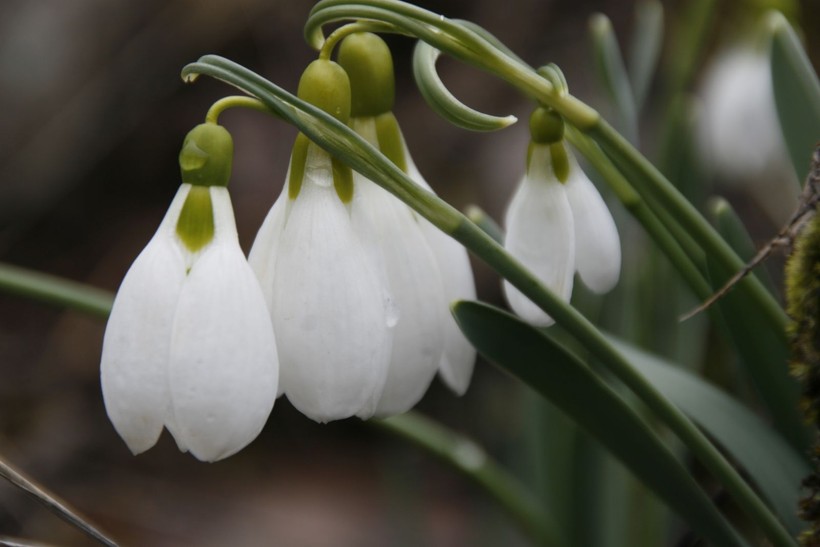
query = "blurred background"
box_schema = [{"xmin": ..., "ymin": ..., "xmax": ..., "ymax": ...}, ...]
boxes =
[{"xmin": 0, "ymin": 0, "xmax": 817, "ymax": 545}]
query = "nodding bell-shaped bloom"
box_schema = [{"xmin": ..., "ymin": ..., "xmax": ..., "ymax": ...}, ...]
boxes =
[
  {"xmin": 503, "ymin": 108, "xmax": 620, "ymax": 326},
  {"xmin": 249, "ymin": 59, "xmax": 393, "ymax": 423},
  {"xmin": 338, "ymin": 32, "xmax": 477, "ymax": 407},
  {"xmin": 100, "ymin": 123, "xmax": 279, "ymax": 462}
]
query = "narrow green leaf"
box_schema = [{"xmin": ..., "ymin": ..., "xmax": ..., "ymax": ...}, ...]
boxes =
[
  {"xmin": 610, "ymin": 337, "xmax": 809, "ymax": 535},
  {"xmin": 768, "ymin": 11, "xmax": 820, "ymax": 182},
  {"xmin": 590, "ymin": 13, "xmax": 639, "ymax": 144},
  {"xmin": 701, "ymin": 199, "xmax": 808, "ymax": 451},
  {"xmin": 452, "ymin": 300, "xmax": 747, "ymax": 547},
  {"xmin": 628, "ymin": 0, "xmax": 663, "ymax": 111}
]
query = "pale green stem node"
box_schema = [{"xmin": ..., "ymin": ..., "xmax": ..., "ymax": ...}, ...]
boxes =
[
  {"xmin": 529, "ymin": 106, "xmax": 565, "ymax": 144},
  {"xmin": 337, "ymin": 32, "xmax": 396, "ymax": 117},
  {"xmin": 179, "ymin": 122, "xmax": 234, "ymax": 187}
]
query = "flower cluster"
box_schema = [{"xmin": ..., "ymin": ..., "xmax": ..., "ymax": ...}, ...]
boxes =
[
  {"xmin": 503, "ymin": 107, "xmax": 621, "ymax": 326},
  {"xmin": 100, "ymin": 33, "xmax": 476, "ymax": 460}
]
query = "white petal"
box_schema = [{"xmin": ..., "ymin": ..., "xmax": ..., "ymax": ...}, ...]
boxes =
[
  {"xmin": 352, "ymin": 173, "xmax": 446, "ymax": 416},
  {"xmin": 273, "ymin": 144, "xmax": 391, "ymax": 422},
  {"xmin": 503, "ymin": 146, "xmax": 575, "ymax": 326},
  {"xmin": 404, "ymin": 150, "xmax": 476, "ymax": 396},
  {"xmin": 168, "ymin": 188, "xmax": 278, "ymax": 462},
  {"xmin": 248, "ymin": 180, "xmax": 290, "ymax": 308},
  {"xmin": 564, "ymin": 152, "xmax": 621, "ymax": 293},
  {"xmin": 100, "ymin": 185, "xmax": 190, "ymax": 454}
]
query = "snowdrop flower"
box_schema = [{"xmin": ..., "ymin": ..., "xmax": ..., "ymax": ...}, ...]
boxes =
[
  {"xmin": 503, "ymin": 107, "xmax": 620, "ymax": 326},
  {"xmin": 249, "ymin": 59, "xmax": 393, "ymax": 422},
  {"xmin": 698, "ymin": 42, "xmax": 798, "ymax": 222},
  {"xmin": 100, "ymin": 123, "xmax": 279, "ymax": 462},
  {"xmin": 338, "ymin": 32, "xmax": 477, "ymax": 408}
]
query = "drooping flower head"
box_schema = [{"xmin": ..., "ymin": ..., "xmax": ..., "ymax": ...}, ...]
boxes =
[
  {"xmin": 338, "ymin": 32, "xmax": 478, "ymax": 407},
  {"xmin": 503, "ymin": 107, "xmax": 620, "ymax": 326},
  {"xmin": 101, "ymin": 123, "xmax": 279, "ymax": 462},
  {"xmin": 248, "ymin": 59, "xmax": 393, "ymax": 423}
]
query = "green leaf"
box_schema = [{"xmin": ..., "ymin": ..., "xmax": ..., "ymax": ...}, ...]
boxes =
[
  {"xmin": 609, "ymin": 337, "xmax": 809, "ymax": 535},
  {"xmin": 768, "ymin": 11, "xmax": 820, "ymax": 182},
  {"xmin": 590, "ymin": 13, "xmax": 639, "ymax": 144},
  {"xmin": 628, "ymin": 0, "xmax": 663, "ymax": 111},
  {"xmin": 452, "ymin": 300, "xmax": 747, "ymax": 547},
  {"xmin": 705, "ymin": 197, "xmax": 807, "ymax": 451}
]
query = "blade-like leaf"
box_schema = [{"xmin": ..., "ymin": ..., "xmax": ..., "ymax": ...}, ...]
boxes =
[
  {"xmin": 609, "ymin": 337, "xmax": 809, "ymax": 535},
  {"xmin": 628, "ymin": 0, "xmax": 663, "ymax": 111},
  {"xmin": 452, "ymin": 300, "xmax": 746, "ymax": 547},
  {"xmin": 590, "ymin": 13, "xmax": 639, "ymax": 144},
  {"xmin": 768, "ymin": 11, "xmax": 820, "ymax": 182}
]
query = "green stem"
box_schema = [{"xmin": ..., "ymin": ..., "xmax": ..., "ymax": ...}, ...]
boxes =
[
  {"xmin": 318, "ymin": 20, "xmax": 399, "ymax": 60},
  {"xmin": 0, "ymin": 455, "xmax": 118, "ymax": 546},
  {"xmin": 566, "ymin": 130, "xmax": 714, "ymax": 302},
  {"xmin": 375, "ymin": 413, "xmax": 566, "ymax": 547},
  {"xmin": 205, "ymin": 95, "xmax": 277, "ymax": 124},
  {"xmin": 0, "ymin": 262, "xmax": 113, "ymax": 319}
]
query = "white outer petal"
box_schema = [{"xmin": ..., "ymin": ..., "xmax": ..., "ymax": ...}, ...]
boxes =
[
  {"xmin": 503, "ymin": 146, "xmax": 575, "ymax": 326},
  {"xmin": 168, "ymin": 187, "xmax": 278, "ymax": 462},
  {"xmin": 248, "ymin": 179, "xmax": 290, "ymax": 308},
  {"xmin": 352, "ymin": 172, "xmax": 445, "ymax": 417},
  {"xmin": 274, "ymin": 145, "xmax": 391, "ymax": 422},
  {"xmin": 248, "ymin": 184, "xmax": 289, "ymax": 399},
  {"xmin": 564, "ymin": 152, "xmax": 621, "ymax": 294},
  {"xmin": 100, "ymin": 184, "xmax": 189, "ymax": 454},
  {"xmin": 405, "ymin": 151, "xmax": 477, "ymax": 396}
]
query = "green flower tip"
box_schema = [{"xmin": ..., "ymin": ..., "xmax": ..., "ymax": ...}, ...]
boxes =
[
  {"xmin": 176, "ymin": 186, "xmax": 215, "ymax": 253},
  {"xmin": 179, "ymin": 123, "xmax": 233, "ymax": 187},
  {"xmin": 337, "ymin": 32, "xmax": 395, "ymax": 117},
  {"xmin": 298, "ymin": 59, "xmax": 351, "ymax": 123},
  {"xmin": 529, "ymin": 107, "xmax": 564, "ymax": 144}
]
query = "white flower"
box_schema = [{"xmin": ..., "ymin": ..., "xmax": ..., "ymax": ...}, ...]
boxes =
[
  {"xmin": 351, "ymin": 117, "xmax": 447, "ymax": 416},
  {"xmin": 393, "ymin": 127, "xmax": 477, "ymax": 396},
  {"xmin": 697, "ymin": 44, "xmax": 798, "ymax": 222},
  {"xmin": 100, "ymin": 183, "xmax": 279, "ymax": 462},
  {"xmin": 698, "ymin": 45, "xmax": 788, "ymax": 182},
  {"xmin": 249, "ymin": 140, "xmax": 393, "ymax": 423},
  {"xmin": 503, "ymin": 142, "xmax": 620, "ymax": 326}
]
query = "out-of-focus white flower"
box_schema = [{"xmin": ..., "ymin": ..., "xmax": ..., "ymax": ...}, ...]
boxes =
[
  {"xmin": 101, "ymin": 124, "xmax": 279, "ymax": 462},
  {"xmin": 698, "ymin": 44, "xmax": 798, "ymax": 221},
  {"xmin": 249, "ymin": 59, "xmax": 393, "ymax": 423},
  {"xmin": 699, "ymin": 45, "xmax": 789, "ymax": 180},
  {"xmin": 503, "ymin": 108, "xmax": 620, "ymax": 326},
  {"xmin": 339, "ymin": 31, "xmax": 477, "ymax": 403}
]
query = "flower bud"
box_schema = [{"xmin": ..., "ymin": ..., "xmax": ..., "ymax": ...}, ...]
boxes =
[{"xmin": 337, "ymin": 32, "xmax": 395, "ymax": 117}]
